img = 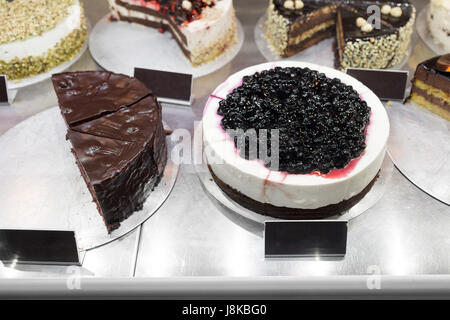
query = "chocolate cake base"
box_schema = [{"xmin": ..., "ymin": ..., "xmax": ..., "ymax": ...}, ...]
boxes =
[{"xmin": 208, "ymin": 165, "xmax": 379, "ymax": 219}]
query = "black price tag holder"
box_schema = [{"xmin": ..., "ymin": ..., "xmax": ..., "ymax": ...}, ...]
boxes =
[
  {"xmin": 346, "ymin": 68, "xmax": 409, "ymax": 101},
  {"xmin": 0, "ymin": 229, "xmax": 80, "ymax": 266},
  {"xmin": 264, "ymin": 220, "xmax": 347, "ymax": 259},
  {"xmin": 0, "ymin": 75, "xmax": 18, "ymax": 106},
  {"xmin": 134, "ymin": 68, "xmax": 193, "ymax": 106}
]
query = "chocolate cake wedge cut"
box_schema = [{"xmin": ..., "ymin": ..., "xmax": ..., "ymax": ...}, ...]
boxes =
[
  {"xmin": 52, "ymin": 71, "xmax": 167, "ymax": 233},
  {"xmin": 52, "ymin": 71, "xmax": 152, "ymax": 126}
]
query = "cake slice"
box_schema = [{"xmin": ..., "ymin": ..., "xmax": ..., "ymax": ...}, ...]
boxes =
[
  {"xmin": 72, "ymin": 95, "xmax": 167, "ymax": 174},
  {"xmin": 335, "ymin": 5, "xmax": 397, "ymax": 69},
  {"xmin": 107, "ymin": 0, "xmax": 237, "ymax": 66},
  {"xmin": 52, "ymin": 71, "xmax": 167, "ymax": 233},
  {"xmin": 410, "ymin": 54, "xmax": 450, "ymax": 121},
  {"xmin": 265, "ymin": 0, "xmax": 337, "ymax": 57},
  {"xmin": 52, "ymin": 71, "xmax": 152, "ymax": 126}
]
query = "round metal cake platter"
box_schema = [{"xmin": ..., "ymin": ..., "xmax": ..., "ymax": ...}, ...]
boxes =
[
  {"xmin": 386, "ymin": 100, "xmax": 450, "ymax": 205},
  {"xmin": 0, "ymin": 107, "xmax": 179, "ymax": 251},
  {"xmin": 89, "ymin": 14, "xmax": 245, "ymax": 79},
  {"xmin": 193, "ymin": 127, "xmax": 394, "ymax": 225},
  {"xmin": 416, "ymin": 5, "xmax": 447, "ymax": 56},
  {"xmin": 254, "ymin": 14, "xmax": 410, "ymax": 70},
  {"xmin": 7, "ymin": 25, "xmax": 90, "ymax": 91}
]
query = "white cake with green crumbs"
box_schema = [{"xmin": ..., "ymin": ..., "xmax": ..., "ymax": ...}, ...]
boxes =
[{"xmin": 0, "ymin": 0, "xmax": 88, "ymax": 81}]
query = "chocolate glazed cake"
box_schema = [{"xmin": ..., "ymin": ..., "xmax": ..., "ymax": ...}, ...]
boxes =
[
  {"xmin": 410, "ymin": 54, "xmax": 450, "ymax": 121},
  {"xmin": 265, "ymin": 0, "xmax": 415, "ymax": 69},
  {"xmin": 52, "ymin": 71, "xmax": 167, "ymax": 233}
]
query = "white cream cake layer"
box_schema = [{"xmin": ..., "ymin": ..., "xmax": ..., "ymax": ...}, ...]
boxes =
[
  {"xmin": 182, "ymin": 0, "xmax": 234, "ymax": 55},
  {"xmin": 428, "ymin": 0, "xmax": 450, "ymax": 52},
  {"xmin": 107, "ymin": 0, "xmax": 187, "ymax": 52},
  {"xmin": 0, "ymin": 0, "xmax": 82, "ymax": 62},
  {"xmin": 107, "ymin": 0, "xmax": 234, "ymax": 57},
  {"xmin": 203, "ymin": 61, "xmax": 389, "ymax": 210}
]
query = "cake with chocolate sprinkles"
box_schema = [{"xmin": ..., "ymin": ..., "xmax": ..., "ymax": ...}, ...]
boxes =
[
  {"xmin": 0, "ymin": 0, "xmax": 88, "ymax": 81},
  {"xmin": 203, "ymin": 61, "xmax": 390, "ymax": 219},
  {"xmin": 265, "ymin": 0, "xmax": 415, "ymax": 70},
  {"xmin": 107, "ymin": 0, "xmax": 236, "ymax": 66}
]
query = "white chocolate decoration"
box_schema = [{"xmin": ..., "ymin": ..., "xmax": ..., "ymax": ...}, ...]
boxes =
[
  {"xmin": 284, "ymin": 0, "xmax": 294, "ymax": 9},
  {"xmin": 356, "ymin": 17, "xmax": 367, "ymax": 27},
  {"xmin": 182, "ymin": 0, "xmax": 192, "ymax": 11},
  {"xmin": 295, "ymin": 0, "xmax": 304, "ymax": 9},
  {"xmin": 361, "ymin": 23, "xmax": 373, "ymax": 33},
  {"xmin": 381, "ymin": 4, "xmax": 391, "ymax": 15},
  {"xmin": 390, "ymin": 6, "xmax": 402, "ymax": 17}
]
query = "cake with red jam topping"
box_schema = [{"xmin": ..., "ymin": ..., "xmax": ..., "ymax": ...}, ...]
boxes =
[
  {"xmin": 202, "ymin": 61, "xmax": 389, "ymax": 218},
  {"xmin": 107, "ymin": 0, "xmax": 236, "ymax": 66}
]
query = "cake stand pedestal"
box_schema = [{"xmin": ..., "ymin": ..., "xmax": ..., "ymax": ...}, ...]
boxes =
[
  {"xmin": 386, "ymin": 100, "xmax": 450, "ymax": 205},
  {"xmin": 89, "ymin": 15, "xmax": 245, "ymax": 79}
]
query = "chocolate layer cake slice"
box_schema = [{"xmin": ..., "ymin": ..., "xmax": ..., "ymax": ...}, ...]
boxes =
[
  {"xmin": 265, "ymin": 0, "xmax": 415, "ymax": 69},
  {"xmin": 410, "ymin": 54, "xmax": 450, "ymax": 121},
  {"xmin": 265, "ymin": 0, "xmax": 337, "ymax": 57},
  {"xmin": 52, "ymin": 71, "xmax": 167, "ymax": 233},
  {"xmin": 53, "ymin": 71, "xmax": 152, "ymax": 126},
  {"xmin": 335, "ymin": 5, "xmax": 397, "ymax": 69}
]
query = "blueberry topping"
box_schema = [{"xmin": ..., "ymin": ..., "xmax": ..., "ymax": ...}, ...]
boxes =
[{"xmin": 217, "ymin": 67, "xmax": 371, "ymax": 174}]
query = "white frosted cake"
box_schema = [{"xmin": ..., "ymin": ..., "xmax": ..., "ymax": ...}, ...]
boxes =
[
  {"xmin": 428, "ymin": 0, "xmax": 450, "ymax": 52},
  {"xmin": 0, "ymin": 0, "xmax": 88, "ymax": 81},
  {"xmin": 107, "ymin": 0, "xmax": 236, "ymax": 66},
  {"xmin": 202, "ymin": 61, "xmax": 389, "ymax": 218}
]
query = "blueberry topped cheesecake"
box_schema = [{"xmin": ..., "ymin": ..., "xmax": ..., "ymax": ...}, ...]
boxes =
[{"xmin": 203, "ymin": 61, "xmax": 389, "ymax": 218}]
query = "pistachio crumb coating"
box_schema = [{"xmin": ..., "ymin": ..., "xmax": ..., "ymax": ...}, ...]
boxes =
[
  {"xmin": 0, "ymin": 0, "xmax": 75, "ymax": 45},
  {"xmin": 0, "ymin": 10, "xmax": 88, "ymax": 81}
]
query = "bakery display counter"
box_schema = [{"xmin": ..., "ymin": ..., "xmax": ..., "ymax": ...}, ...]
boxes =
[{"xmin": 0, "ymin": 0, "xmax": 449, "ymax": 298}]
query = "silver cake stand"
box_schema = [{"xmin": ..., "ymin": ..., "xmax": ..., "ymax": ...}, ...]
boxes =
[
  {"xmin": 89, "ymin": 14, "xmax": 245, "ymax": 78},
  {"xmin": 0, "ymin": 107, "xmax": 179, "ymax": 251},
  {"xmin": 254, "ymin": 14, "xmax": 410, "ymax": 70},
  {"xmin": 386, "ymin": 100, "xmax": 450, "ymax": 205},
  {"xmin": 416, "ymin": 5, "xmax": 447, "ymax": 56},
  {"xmin": 193, "ymin": 123, "xmax": 394, "ymax": 226}
]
